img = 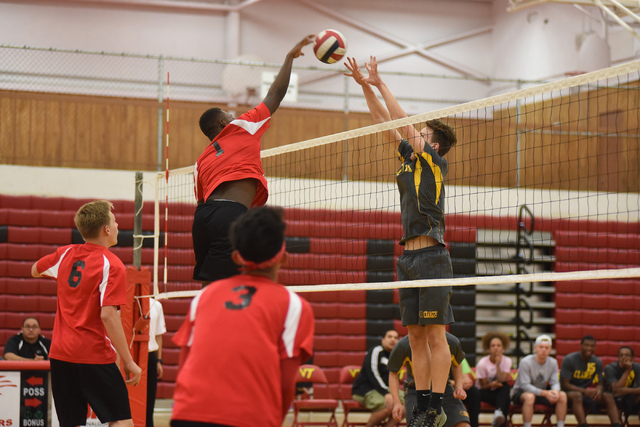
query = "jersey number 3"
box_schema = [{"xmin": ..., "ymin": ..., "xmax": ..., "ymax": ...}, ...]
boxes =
[
  {"xmin": 68, "ymin": 260, "xmax": 85, "ymax": 288},
  {"xmin": 225, "ymin": 285, "xmax": 256, "ymax": 310}
]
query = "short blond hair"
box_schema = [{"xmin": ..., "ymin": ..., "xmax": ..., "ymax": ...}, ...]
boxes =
[{"xmin": 74, "ymin": 200, "xmax": 113, "ymax": 240}]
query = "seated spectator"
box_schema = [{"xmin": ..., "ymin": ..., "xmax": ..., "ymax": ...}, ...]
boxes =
[
  {"xmin": 560, "ymin": 335, "xmax": 620, "ymax": 427},
  {"xmin": 605, "ymin": 346, "xmax": 640, "ymax": 420},
  {"xmin": 3, "ymin": 317, "xmax": 51, "ymax": 361},
  {"xmin": 352, "ymin": 329, "xmax": 401, "ymax": 427},
  {"xmin": 511, "ymin": 335, "xmax": 567, "ymax": 427},
  {"xmin": 387, "ymin": 332, "xmax": 471, "ymax": 427},
  {"xmin": 471, "ymin": 332, "xmax": 511, "ymax": 427}
]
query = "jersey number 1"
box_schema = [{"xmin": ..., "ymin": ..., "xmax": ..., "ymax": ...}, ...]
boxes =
[
  {"xmin": 68, "ymin": 260, "xmax": 85, "ymax": 288},
  {"xmin": 213, "ymin": 141, "xmax": 224, "ymax": 157}
]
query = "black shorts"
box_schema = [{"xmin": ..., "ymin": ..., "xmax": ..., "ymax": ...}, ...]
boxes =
[
  {"xmin": 511, "ymin": 389, "xmax": 553, "ymax": 406},
  {"xmin": 405, "ymin": 383, "xmax": 470, "ymax": 427},
  {"xmin": 50, "ymin": 358, "xmax": 131, "ymax": 426},
  {"xmin": 581, "ymin": 393, "xmax": 610, "ymax": 414},
  {"xmin": 397, "ymin": 245, "xmax": 454, "ymax": 326},
  {"xmin": 614, "ymin": 394, "xmax": 640, "ymax": 414},
  {"xmin": 192, "ymin": 199, "xmax": 248, "ymax": 282}
]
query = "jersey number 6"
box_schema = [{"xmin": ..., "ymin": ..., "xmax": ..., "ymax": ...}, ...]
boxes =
[{"xmin": 68, "ymin": 260, "xmax": 85, "ymax": 288}]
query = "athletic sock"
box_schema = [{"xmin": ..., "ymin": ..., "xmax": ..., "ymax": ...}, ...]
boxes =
[
  {"xmin": 612, "ymin": 423, "xmax": 621, "ymax": 427},
  {"xmin": 557, "ymin": 421, "xmax": 565, "ymax": 427},
  {"xmin": 417, "ymin": 390, "xmax": 431, "ymax": 411},
  {"xmin": 580, "ymin": 423, "xmax": 589, "ymax": 427},
  {"xmin": 428, "ymin": 392, "xmax": 444, "ymax": 413},
  {"xmin": 524, "ymin": 422, "xmax": 532, "ymax": 427}
]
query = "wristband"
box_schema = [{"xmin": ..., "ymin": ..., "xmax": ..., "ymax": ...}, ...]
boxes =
[{"xmin": 157, "ymin": 359, "xmax": 163, "ymax": 364}]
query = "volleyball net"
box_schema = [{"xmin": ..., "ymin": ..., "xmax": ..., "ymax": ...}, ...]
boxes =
[{"xmin": 149, "ymin": 59, "xmax": 640, "ymax": 299}]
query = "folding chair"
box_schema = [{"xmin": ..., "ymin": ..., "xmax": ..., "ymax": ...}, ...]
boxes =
[
  {"xmin": 292, "ymin": 364, "xmax": 339, "ymax": 427},
  {"xmin": 338, "ymin": 365, "xmax": 403, "ymax": 427},
  {"xmin": 338, "ymin": 365, "xmax": 370, "ymax": 427}
]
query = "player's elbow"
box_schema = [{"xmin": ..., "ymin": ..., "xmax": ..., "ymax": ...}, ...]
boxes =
[
  {"xmin": 100, "ymin": 306, "xmax": 118, "ymax": 324},
  {"xmin": 31, "ymin": 262, "xmax": 41, "ymax": 278}
]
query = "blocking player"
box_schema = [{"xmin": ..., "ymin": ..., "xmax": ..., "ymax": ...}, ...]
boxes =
[
  {"xmin": 171, "ymin": 206, "xmax": 315, "ymax": 427},
  {"xmin": 192, "ymin": 34, "xmax": 315, "ymax": 284},
  {"xmin": 344, "ymin": 56, "xmax": 457, "ymax": 427},
  {"xmin": 352, "ymin": 330, "xmax": 401, "ymax": 427},
  {"xmin": 387, "ymin": 333, "xmax": 471, "ymax": 427},
  {"xmin": 31, "ymin": 200, "xmax": 141, "ymax": 427}
]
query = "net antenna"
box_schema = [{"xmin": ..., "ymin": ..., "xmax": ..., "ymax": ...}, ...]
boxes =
[
  {"xmin": 151, "ymin": 59, "xmax": 640, "ymax": 301},
  {"xmin": 161, "ymin": 72, "xmax": 171, "ymax": 294}
]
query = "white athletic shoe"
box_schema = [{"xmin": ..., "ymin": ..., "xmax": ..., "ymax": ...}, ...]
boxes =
[{"xmin": 492, "ymin": 409, "xmax": 505, "ymax": 427}]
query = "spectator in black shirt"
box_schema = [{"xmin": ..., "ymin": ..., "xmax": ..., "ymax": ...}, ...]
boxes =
[
  {"xmin": 3, "ymin": 317, "xmax": 50, "ymax": 361},
  {"xmin": 352, "ymin": 330, "xmax": 401, "ymax": 427},
  {"xmin": 605, "ymin": 346, "xmax": 640, "ymax": 419}
]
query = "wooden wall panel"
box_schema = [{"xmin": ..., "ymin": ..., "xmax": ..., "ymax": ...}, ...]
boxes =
[{"xmin": 1, "ymin": 88, "xmax": 638, "ymax": 194}]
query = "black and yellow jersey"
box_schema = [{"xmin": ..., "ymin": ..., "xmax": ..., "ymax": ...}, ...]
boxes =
[{"xmin": 396, "ymin": 139, "xmax": 448, "ymax": 246}]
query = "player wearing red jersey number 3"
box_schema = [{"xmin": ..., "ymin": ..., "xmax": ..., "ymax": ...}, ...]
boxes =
[
  {"xmin": 171, "ymin": 206, "xmax": 315, "ymax": 427},
  {"xmin": 31, "ymin": 200, "xmax": 141, "ymax": 427},
  {"xmin": 192, "ymin": 34, "xmax": 315, "ymax": 285}
]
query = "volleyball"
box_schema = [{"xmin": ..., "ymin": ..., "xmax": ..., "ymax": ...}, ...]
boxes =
[{"xmin": 313, "ymin": 29, "xmax": 347, "ymax": 64}]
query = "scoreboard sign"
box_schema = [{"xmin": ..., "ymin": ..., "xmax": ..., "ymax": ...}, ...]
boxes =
[{"xmin": 20, "ymin": 371, "xmax": 48, "ymax": 427}]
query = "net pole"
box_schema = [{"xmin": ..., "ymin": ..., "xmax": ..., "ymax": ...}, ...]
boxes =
[{"xmin": 133, "ymin": 171, "xmax": 143, "ymax": 269}]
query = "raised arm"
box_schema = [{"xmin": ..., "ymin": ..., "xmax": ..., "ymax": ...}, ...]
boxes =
[
  {"xmin": 263, "ymin": 34, "xmax": 315, "ymax": 115},
  {"xmin": 364, "ymin": 56, "xmax": 423, "ymax": 151},
  {"xmin": 344, "ymin": 57, "xmax": 401, "ymax": 144}
]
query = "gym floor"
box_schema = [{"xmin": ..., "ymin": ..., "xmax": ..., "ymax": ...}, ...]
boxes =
[{"xmin": 152, "ymin": 400, "xmax": 624, "ymax": 427}]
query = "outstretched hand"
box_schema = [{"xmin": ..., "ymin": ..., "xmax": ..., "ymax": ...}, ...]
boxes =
[
  {"xmin": 364, "ymin": 56, "xmax": 384, "ymax": 86},
  {"xmin": 289, "ymin": 34, "xmax": 316, "ymax": 59},
  {"xmin": 343, "ymin": 57, "xmax": 368, "ymax": 86}
]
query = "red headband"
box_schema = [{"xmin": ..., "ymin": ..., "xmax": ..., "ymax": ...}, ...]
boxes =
[{"xmin": 237, "ymin": 242, "xmax": 286, "ymax": 271}]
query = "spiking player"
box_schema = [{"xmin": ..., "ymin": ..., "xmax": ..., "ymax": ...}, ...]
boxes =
[
  {"xmin": 171, "ymin": 206, "xmax": 314, "ymax": 427},
  {"xmin": 345, "ymin": 56, "xmax": 457, "ymax": 427},
  {"xmin": 192, "ymin": 34, "xmax": 315, "ymax": 285}
]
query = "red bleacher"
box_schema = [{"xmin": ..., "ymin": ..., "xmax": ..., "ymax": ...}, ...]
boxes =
[
  {"xmin": 2, "ymin": 194, "xmax": 639, "ymax": 404},
  {"xmin": 555, "ymin": 279, "xmax": 640, "ymax": 366}
]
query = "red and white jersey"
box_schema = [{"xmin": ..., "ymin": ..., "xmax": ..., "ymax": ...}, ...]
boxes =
[
  {"xmin": 171, "ymin": 274, "xmax": 314, "ymax": 427},
  {"xmin": 36, "ymin": 243, "xmax": 127, "ymax": 364},
  {"xmin": 194, "ymin": 103, "xmax": 271, "ymax": 207}
]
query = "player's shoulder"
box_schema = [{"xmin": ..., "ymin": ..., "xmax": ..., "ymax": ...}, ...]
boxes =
[
  {"xmin": 103, "ymin": 249, "xmax": 126, "ymax": 269},
  {"xmin": 477, "ymin": 354, "xmax": 491, "ymax": 365},
  {"xmin": 235, "ymin": 102, "xmax": 271, "ymax": 123},
  {"xmin": 445, "ymin": 332, "xmax": 461, "ymax": 346},
  {"xmin": 563, "ymin": 351, "xmax": 580, "ymax": 362},
  {"xmin": 520, "ymin": 354, "xmax": 536, "ymax": 364},
  {"xmin": 392, "ymin": 336, "xmax": 411, "ymax": 355},
  {"xmin": 604, "ymin": 361, "xmax": 618, "ymax": 370},
  {"xmin": 5, "ymin": 333, "xmax": 21, "ymax": 344}
]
